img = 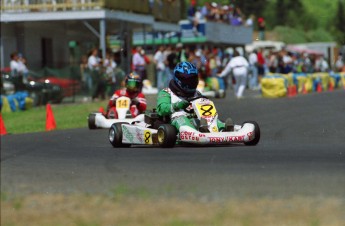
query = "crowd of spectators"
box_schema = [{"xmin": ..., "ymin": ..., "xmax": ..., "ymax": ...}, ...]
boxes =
[
  {"xmin": 187, "ymin": 1, "xmax": 257, "ymax": 27},
  {"xmin": 148, "ymin": 44, "xmax": 345, "ymax": 95}
]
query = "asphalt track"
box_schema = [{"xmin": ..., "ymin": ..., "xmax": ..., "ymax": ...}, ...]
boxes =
[{"xmin": 1, "ymin": 89, "xmax": 345, "ymax": 199}]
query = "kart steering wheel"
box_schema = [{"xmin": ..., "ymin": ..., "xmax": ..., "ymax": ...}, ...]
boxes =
[{"xmin": 185, "ymin": 94, "xmax": 208, "ymax": 102}]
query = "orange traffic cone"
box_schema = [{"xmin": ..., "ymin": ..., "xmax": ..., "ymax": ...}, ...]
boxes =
[
  {"xmin": 316, "ymin": 83, "xmax": 322, "ymax": 93},
  {"xmin": 292, "ymin": 85, "xmax": 297, "ymax": 96},
  {"xmin": 0, "ymin": 114, "xmax": 7, "ymax": 136},
  {"xmin": 288, "ymin": 85, "xmax": 297, "ymax": 97},
  {"xmin": 46, "ymin": 104, "xmax": 57, "ymax": 131}
]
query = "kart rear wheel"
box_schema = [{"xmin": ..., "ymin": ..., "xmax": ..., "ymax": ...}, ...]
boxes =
[
  {"xmin": 157, "ymin": 124, "xmax": 177, "ymax": 148},
  {"xmin": 243, "ymin": 121, "xmax": 260, "ymax": 146},
  {"xmin": 88, "ymin": 113, "xmax": 97, "ymax": 129},
  {"xmin": 109, "ymin": 122, "xmax": 131, "ymax": 148}
]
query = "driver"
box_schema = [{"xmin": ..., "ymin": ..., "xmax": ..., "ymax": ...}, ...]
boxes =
[
  {"xmin": 156, "ymin": 61, "xmax": 233, "ymax": 132},
  {"xmin": 105, "ymin": 72, "xmax": 147, "ymax": 118}
]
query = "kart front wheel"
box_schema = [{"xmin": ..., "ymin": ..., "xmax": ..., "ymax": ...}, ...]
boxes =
[
  {"xmin": 88, "ymin": 113, "xmax": 97, "ymax": 129},
  {"xmin": 109, "ymin": 122, "xmax": 131, "ymax": 148},
  {"xmin": 243, "ymin": 121, "xmax": 260, "ymax": 146},
  {"xmin": 157, "ymin": 124, "xmax": 177, "ymax": 148}
]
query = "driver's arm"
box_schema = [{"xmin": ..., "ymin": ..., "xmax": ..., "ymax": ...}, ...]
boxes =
[{"xmin": 156, "ymin": 89, "xmax": 172, "ymax": 116}]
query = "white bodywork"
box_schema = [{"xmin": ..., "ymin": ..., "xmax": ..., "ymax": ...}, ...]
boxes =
[
  {"xmin": 88, "ymin": 96, "xmax": 144, "ymax": 129},
  {"xmin": 119, "ymin": 97, "xmax": 258, "ymax": 146},
  {"xmin": 91, "ymin": 113, "xmax": 145, "ymax": 129},
  {"xmin": 120, "ymin": 122, "xmax": 256, "ymax": 145}
]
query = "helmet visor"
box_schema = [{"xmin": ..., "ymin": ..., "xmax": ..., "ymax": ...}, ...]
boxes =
[
  {"xmin": 126, "ymin": 79, "xmax": 141, "ymax": 92},
  {"xmin": 176, "ymin": 73, "xmax": 199, "ymax": 92}
]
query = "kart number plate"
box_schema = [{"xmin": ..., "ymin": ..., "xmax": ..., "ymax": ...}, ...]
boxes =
[
  {"xmin": 116, "ymin": 99, "xmax": 129, "ymax": 109},
  {"xmin": 195, "ymin": 102, "xmax": 217, "ymax": 117}
]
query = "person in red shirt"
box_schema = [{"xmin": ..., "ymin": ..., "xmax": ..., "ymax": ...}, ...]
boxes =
[
  {"xmin": 105, "ymin": 72, "xmax": 147, "ymax": 118},
  {"xmin": 257, "ymin": 48, "xmax": 266, "ymax": 81}
]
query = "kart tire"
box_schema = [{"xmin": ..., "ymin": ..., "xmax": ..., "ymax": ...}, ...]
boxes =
[
  {"xmin": 88, "ymin": 113, "xmax": 97, "ymax": 129},
  {"xmin": 157, "ymin": 124, "xmax": 177, "ymax": 148},
  {"xmin": 243, "ymin": 121, "xmax": 260, "ymax": 146},
  {"xmin": 109, "ymin": 122, "xmax": 131, "ymax": 148}
]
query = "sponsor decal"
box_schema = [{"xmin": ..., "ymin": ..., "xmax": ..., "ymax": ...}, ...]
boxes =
[
  {"xmin": 122, "ymin": 126, "xmax": 134, "ymax": 142},
  {"xmin": 180, "ymin": 131, "xmax": 199, "ymax": 141},
  {"xmin": 136, "ymin": 128, "xmax": 143, "ymax": 143},
  {"xmin": 209, "ymin": 135, "xmax": 245, "ymax": 143}
]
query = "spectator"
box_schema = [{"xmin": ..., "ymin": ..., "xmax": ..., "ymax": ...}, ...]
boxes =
[
  {"xmin": 302, "ymin": 52, "xmax": 313, "ymax": 73},
  {"xmin": 132, "ymin": 46, "xmax": 147, "ymax": 80},
  {"xmin": 257, "ymin": 48, "xmax": 266, "ymax": 81},
  {"xmin": 314, "ymin": 56, "xmax": 329, "ymax": 72},
  {"xmin": 10, "ymin": 52, "xmax": 20, "ymax": 75},
  {"xmin": 9, "ymin": 51, "xmax": 25, "ymax": 91},
  {"xmin": 153, "ymin": 45, "xmax": 167, "ymax": 90},
  {"xmin": 248, "ymin": 50, "xmax": 259, "ymax": 90},
  {"xmin": 201, "ymin": 2, "xmax": 211, "ymax": 20},
  {"xmin": 103, "ymin": 51, "xmax": 117, "ymax": 96},
  {"xmin": 267, "ymin": 50, "xmax": 278, "ymax": 73},
  {"xmin": 245, "ymin": 14, "xmax": 255, "ymax": 27},
  {"xmin": 176, "ymin": 43, "xmax": 188, "ymax": 62},
  {"xmin": 87, "ymin": 48, "xmax": 104, "ymax": 101},
  {"xmin": 258, "ymin": 17, "xmax": 265, "ymax": 40},
  {"xmin": 334, "ymin": 54, "xmax": 344, "ymax": 72},
  {"xmin": 218, "ymin": 50, "xmax": 249, "ymax": 99},
  {"xmin": 80, "ymin": 55, "xmax": 91, "ymax": 97},
  {"xmin": 17, "ymin": 53, "xmax": 29, "ymax": 83}
]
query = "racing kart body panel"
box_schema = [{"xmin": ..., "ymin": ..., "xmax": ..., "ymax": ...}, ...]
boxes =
[
  {"xmin": 89, "ymin": 113, "xmax": 145, "ymax": 129},
  {"xmin": 117, "ymin": 122, "xmax": 257, "ymax": 145},
  {"xmin": 109, "ymin": 96, "xmax": 260, "ymax": 147},
  {"xmin": 88, "ymin": 96, "xmax": 145, "ymax": 129}
]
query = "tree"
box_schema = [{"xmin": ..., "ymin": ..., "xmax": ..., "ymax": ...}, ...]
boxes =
[{"xmin": 334, "ymin": 0, "xmax": 345, "ymax": 44}]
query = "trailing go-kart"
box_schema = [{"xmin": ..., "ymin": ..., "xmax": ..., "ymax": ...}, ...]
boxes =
[
  {"xmin": 88, "ymin": 96, "xmax": 144, "ymax": 129},
  {"xmin": 108, "ymin": 95, "xmax": 260, "ymax": 148}
]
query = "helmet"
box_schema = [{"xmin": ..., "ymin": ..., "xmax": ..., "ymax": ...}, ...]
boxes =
[
  {"xmin": 125, "ymin": 72, "xmax": 142, "ymax": 93},
  {"xmin": 173, "ymin": 62, "xmax": 199, "ymax": 94}
]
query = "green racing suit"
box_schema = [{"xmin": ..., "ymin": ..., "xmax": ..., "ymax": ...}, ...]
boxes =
[{"xmin": 156, "ymin": 88, "xmax": 226, "ymax": 131}]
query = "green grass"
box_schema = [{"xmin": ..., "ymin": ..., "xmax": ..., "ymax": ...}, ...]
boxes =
[
  {"xmin": 1, "ymin": 94, "xmax": 157, "ymax": 135},
  {"xmin": 1, "ymin": 100, "xmax": 108, "ymax": 134}
]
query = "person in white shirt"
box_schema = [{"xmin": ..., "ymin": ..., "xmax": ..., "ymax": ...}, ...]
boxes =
[
  {"xmin": 10, "ymin": 52, "xmax": 20, "ymax": 75},
  {"xmin": 132, "ymin": 46, "xmax": 147, "ymax": 80},
  {"xmin": 248, "ymin": 50, "xmax": 258, "ymax": 90},
  {"xmin": 218, "ymin": 50, "xmax": 249, "ymax": 99},
  {"xmin": 153, "ymin": 45, "xmax": 167, "ymax": 90},
  {"xmin": 103, "ymin": 52, "xmax": 117, "ymax": 95},
  {"xmin": 9, "ymin": 51, "xmax": 27, "ymax": 90},
  {"xmin": 87, "ymin": 48, "xmax": 104, "ymax": 100},
  {"xmin": 87, "ymin": 48, "xmax": 100, "ymax": 70}
]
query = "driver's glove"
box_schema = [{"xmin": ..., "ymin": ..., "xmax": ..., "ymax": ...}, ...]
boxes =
[
  {"xmin": 172, "ymin": 100, "xmax": 190, "ymax": 111},
  {"xmin": 131, "ymin": 98, "xmax": 140, "ymax": 106}
]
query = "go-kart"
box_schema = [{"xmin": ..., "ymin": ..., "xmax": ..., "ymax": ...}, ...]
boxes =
[
  {"xmin": 108, "ymin": 95, "xmax": 260, "ymax": 148},
  {"xmin": 88, "ymin": 96, "xmax": 144, "ymax": 129}
]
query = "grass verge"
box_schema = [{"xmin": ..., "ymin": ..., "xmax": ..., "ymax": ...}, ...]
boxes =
[
  {"xmin": 1, "ymin": 100, "xmax": 109, "ymax": 134},
  {"xmin": 1, "ymin": 193, "xmax": 344, "ymax": 226}
]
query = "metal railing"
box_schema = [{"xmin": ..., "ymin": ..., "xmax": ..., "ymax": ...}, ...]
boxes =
[
  {"xmin": 1, "ymin": 0, "xmax": 105, "ymax": 12},
  {"xmin": 1, "ymin": 0, "xmax": 184, "ymax": 22}
]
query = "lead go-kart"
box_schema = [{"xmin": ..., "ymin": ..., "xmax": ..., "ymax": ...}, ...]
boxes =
[
  {"xmin": 88, "ymin": 96, "xmax": 145, "ymax": 129},
  {"xmin": 108, "ymin": 95, "xmax": 260, "ymax": 148}
]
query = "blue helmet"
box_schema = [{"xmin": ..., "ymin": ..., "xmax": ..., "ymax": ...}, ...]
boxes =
[{"xmin": 173, "ymin": 61, "xmax": 199, "ymax": 94}]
